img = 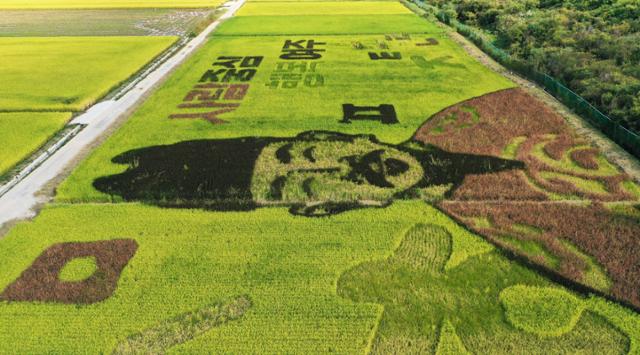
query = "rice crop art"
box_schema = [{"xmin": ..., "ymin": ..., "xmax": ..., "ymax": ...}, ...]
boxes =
[
  {"xmin": 0, "ymin": 203, "xmax": 638, "ymax": 353},
  {"xmin": 414, "ymin": 88, "xmax": 640, "ymax": 309},
  {"xmin": 1, "ymin": 2, "xmax": 638, "ymax": 354},
  {"xmin": 55, "ymin": 33, "xmax": 514, "ymax": 201}
]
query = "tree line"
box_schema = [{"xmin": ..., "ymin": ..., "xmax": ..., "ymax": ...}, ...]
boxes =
[{"xmin": 424, "ymin": 0, "xmax": 640, "ymax": 134}]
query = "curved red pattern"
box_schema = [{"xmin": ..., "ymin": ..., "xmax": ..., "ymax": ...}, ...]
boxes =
[{"xmin": 415, "ymin": 88, "xmax": 637, "ymax": 202}]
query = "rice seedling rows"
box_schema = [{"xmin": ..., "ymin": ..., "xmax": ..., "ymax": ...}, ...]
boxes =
[{"xmin": 0, "ymin": 36, "xmax": 177, "ymax": 111}]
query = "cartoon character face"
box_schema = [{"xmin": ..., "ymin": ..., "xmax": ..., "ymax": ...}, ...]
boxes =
[
  {"xmin": 93, "ymin": 131, "xmax": 523, "ymax": 216},
  {"xmin": 251, "ymin": 132, "xmax": 425, "ymax": 205}
]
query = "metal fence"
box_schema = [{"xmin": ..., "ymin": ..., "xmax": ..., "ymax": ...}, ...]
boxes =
[{"xmin": 420, "ymin": 4, "xmax": 640, "ymax": 158}]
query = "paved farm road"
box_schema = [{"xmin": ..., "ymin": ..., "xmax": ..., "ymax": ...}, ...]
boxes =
[{"xmin": 0, "ymin": 0, "xmax": 246, "ymax": 229}]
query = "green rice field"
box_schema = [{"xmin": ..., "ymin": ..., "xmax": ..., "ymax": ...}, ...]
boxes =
[
  {"xmin": 0, "ymin": 0, "xmax": 638, "ymax": 353},
  {"xmin": 236, "ymin": 1, "xmax": 411, "ymax": 16},
  {"xmin": 56, "ymin": 30, "xmax": 514, "ymax": 201},
  {"xmin": 0, "ymin": 36, "xmax": 177, "ymax": 111},
  {"xmin": 0, "ymin": 112, "xmax": 71, "ymax": 177},
  {"xmin": 0, "ymin": 36, "xmax": 176, "ymax": 177}
]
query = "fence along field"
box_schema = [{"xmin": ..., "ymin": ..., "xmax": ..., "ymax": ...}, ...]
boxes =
[{"xmin": 0, "ymin": 0, "xmax": 638, "ymax": 353}]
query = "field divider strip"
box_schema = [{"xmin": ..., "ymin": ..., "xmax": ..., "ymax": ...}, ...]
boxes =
[{"xmin": 46, "ymin": 199, "xmax": 640, "ymax": 208}]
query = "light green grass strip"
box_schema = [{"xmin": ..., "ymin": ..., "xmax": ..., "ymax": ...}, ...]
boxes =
[
  {"xmin": 436, "ymin": 319, "xmax": 469, "ymax": 355},
  {"xmin": 502, "ymin": 136, "xmax": 527, "ymax": 159},
  {"xmin": 113, "ymin": 296, "xmax": 251, "ymax": 354},
  {"xmin": 539, "ymin": 171, "xmax": 610, "ymax": 195},
  {"xmin": 216, "ymin": 14, "xmax": 439, "ymax": 35},
  {"xmin": 499, "ymin": 235, "xmax": 561, "ymax": 270},
  {"xmin": 622, "ymin": 180, "xmax": 640, "ymax": 199},
  {"xmin": 236, "ymin": 1, "xmax": 411, "ymax": 16},
  {"xmin": 560, "ymin": 240, "xmax": 612, "ymax": 292}
]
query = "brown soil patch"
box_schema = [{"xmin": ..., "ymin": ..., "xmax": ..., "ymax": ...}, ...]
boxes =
[
  {"xmin": 0, "ymin": 239, "xmax": 138, "ymax": 304},
  {"xmin": 441, "ymin": 201, "xmax": 640, "ymax": 309}
]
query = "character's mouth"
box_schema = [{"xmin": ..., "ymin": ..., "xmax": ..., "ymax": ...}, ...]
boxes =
[{"xmin": 340, "ymin": 150, "xmax": 410, "ymax": 188}]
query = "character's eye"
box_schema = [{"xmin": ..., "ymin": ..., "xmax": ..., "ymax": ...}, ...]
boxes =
[
  {"xmin": 276, "ymin": 143, "xmax": 293, "ymax": 164},
  {"xmin": 384, "ymin": 158, "xmax": 410, "ymax": 177},
  {"xmin": 303, "ymin": 146, "xmax": 317, "ymax": 163}
]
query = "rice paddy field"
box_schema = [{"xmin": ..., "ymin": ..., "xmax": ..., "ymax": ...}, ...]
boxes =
[
  {"xmin": 235, "ymin": 1, "xmax": 410, "ymax": 16},
  {"xmin": 0, "ymin": 36, "xmax": 176, "ymax": 178},
  {"xmin": 0, "ymin": 35, "xmax": 176, "ymax": 180},
  {"xmin": 1, "ymin": 0, "xmax": 639, "ymax": 353},
  {"xmin": 0, "ymin": 36, "xmax": 176, "ymax": 111},
  {"xmin": 0, "ymin": 9, "xmax": 219, "ymax": 37},
  {"xmin": 0, "ymin": 0, "xmax": 226, "ymax": 9},
  {"xmin": 0, "ymin": 112, "xmax": 71, "ymax": 176}
]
